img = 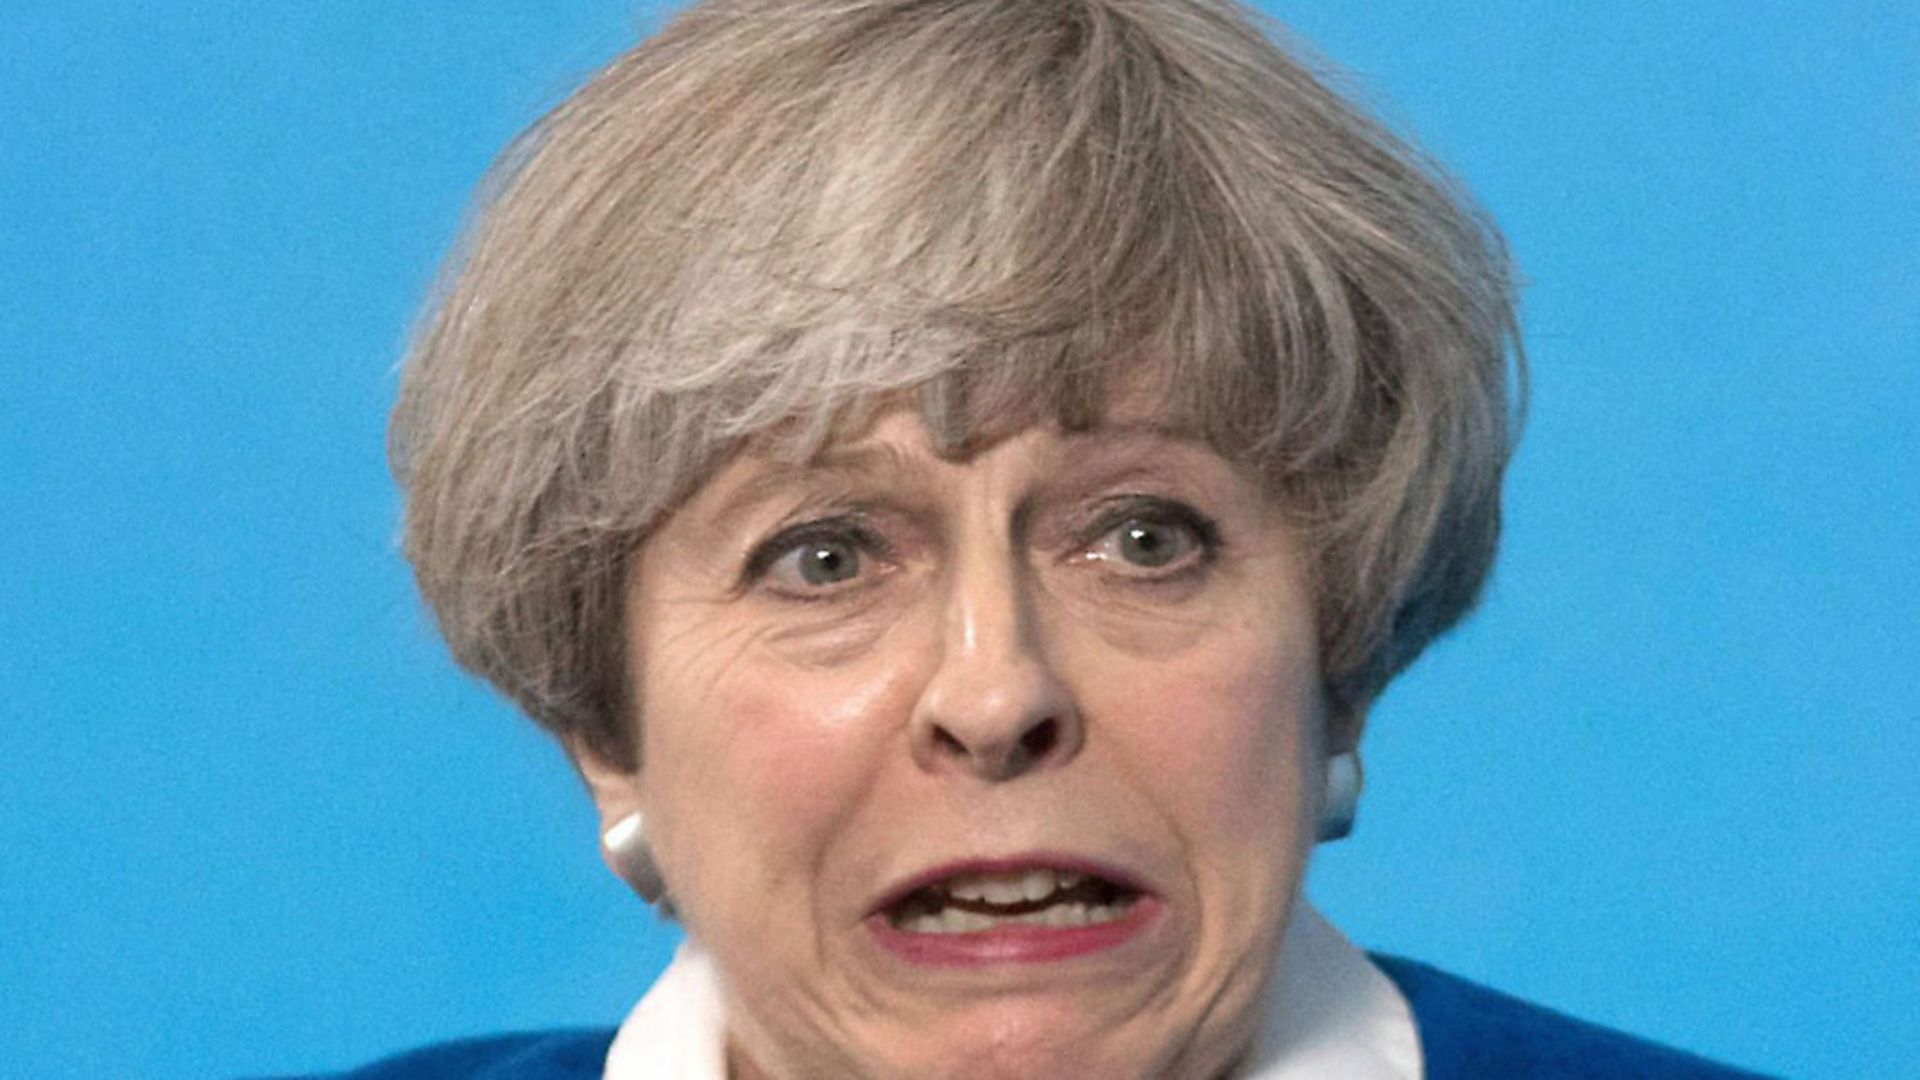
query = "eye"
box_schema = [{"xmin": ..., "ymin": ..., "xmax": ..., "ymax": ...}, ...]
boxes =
[
  {"xmin": 777, "ymin": 536, "xmax": 863, "ymax": 587},
  {"xmin": 1107, "ymin": 519, "xmax": 1192, "ymax": 568},
  {"xmin": 745, "ymin": 519, "xmax": 891, "ymax": 598},
  {"xmin": 1081, "ymin": 501, "xmax": 1218, "ymax": 576}
]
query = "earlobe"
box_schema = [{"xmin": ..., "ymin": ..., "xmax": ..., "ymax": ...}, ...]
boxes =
[
  {"xmin": 565, "ymin": 732, "xmax": 672, "ymax": 908},
  {"xmin": 1316, "ymin": 699, "xmax": 1367, "ymax": 844},
  {"xmin": 568, "ymin": 731, "xmax": 647, "ymax": 834},
  {"xmin": 1316, "ymin": 750, "xmax": 1363, "ymax": 843},
  {"xmin": 602, "ymin": 810, "xmax": 672, "ymax": 908},
  {"xmin": 1324, "ymin": 693, "xmax": 1369, "ymax": 757}
]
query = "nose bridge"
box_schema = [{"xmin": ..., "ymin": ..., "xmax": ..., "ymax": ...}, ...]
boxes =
[
  {"xmin": 945, "ymin": 523, "xmax": 1031, "ymax": 665},
  {"xmin": 909, "ymin": 517, "xmax": 1081, "ymax": 780}
]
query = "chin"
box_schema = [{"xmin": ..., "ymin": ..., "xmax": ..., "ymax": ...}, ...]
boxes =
[
  {"xmin": 868, "ymin": 997, "xmax": 1232, "ymax": 1080},
  {"xmin": 889, "ymin": 1033, "xmax": 1143, "ymax": 1080}
]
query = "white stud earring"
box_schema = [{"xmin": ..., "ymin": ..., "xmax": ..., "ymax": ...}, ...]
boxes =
[
  {"xmin": 602, "ymin": 811, "xmax": 670, "ymax": 908},
  {"xmin": 1317, "ymin": 751, "xmax": 1362, "ymax": 843}
]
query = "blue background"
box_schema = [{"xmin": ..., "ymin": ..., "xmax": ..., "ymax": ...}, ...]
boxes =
[{"xmin": 3, "ymin": 2, "xmax": 1914, "ymax": 1076}]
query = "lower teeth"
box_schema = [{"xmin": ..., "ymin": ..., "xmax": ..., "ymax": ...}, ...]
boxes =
[{"xmin": 898, "ymin": 901, "xmax": 1129, "ymax": 934}]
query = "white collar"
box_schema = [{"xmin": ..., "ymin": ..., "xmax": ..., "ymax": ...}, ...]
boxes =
[{"xmin": 604, "ymin": 901, "xmax": 1421, "ymax": 1079}]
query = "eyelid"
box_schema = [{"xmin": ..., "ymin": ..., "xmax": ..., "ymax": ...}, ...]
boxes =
[
  {"xmin": 1079, "ymin": 496, "xmax": 1221, "ymax": 547},
  {"xmin": 740, "ymin": 512, "xmax": 894, "ymax": 589},
  {"xmin": 1073, "ymin": 496, "xmax": 1222, "ymax": 573}
]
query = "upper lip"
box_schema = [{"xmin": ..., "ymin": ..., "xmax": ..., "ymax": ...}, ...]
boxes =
[{"xmin": 867, "ymin": 852, "xmax": 1154, "ymax": 918}]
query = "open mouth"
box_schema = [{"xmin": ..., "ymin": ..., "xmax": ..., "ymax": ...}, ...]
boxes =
[{"xmin": 884, "ymin": 866, "xmax": 1143, "ymax": 934}]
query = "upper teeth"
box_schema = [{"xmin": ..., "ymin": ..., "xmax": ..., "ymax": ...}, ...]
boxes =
[{"xmin": 943, "ymin": 868, "xmax": 1084, "ymax": 904}]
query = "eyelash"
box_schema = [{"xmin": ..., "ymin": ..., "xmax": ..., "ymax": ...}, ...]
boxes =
[
  {"xmin": 739, "ymin": 498, "xmax": 1224, "ymax": 598},
  {"xmin": 741, "ymin": 514, "xmax": 893, "ymax": 599},
  {"xmin": 1075, "ymin": 497, "xmax": 1223, "ymax": 580}
]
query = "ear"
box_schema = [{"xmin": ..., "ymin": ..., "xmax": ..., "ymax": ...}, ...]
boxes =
[
  {"xmin": 1323, "ymin": 688, "xmax": 1370, "ymax": 757},
  {"xmin": 563, "ymin": 731, "xmax": 648, "ymax": 880},
  {"xmin": 1316, "ymin": 696, "xmax": 1369, "ymax": 844}
]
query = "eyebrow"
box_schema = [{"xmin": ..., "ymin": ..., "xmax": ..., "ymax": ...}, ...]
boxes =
[
  {"xmin": 699, "ymin": 442, "xmax": 936, "ymax": 532},
  {"xmin": 1061, "ymin": 421, "xmax": 1210, "ymax": 447},
  {"xmin": 692, "ymin": 422, "xmax": 1235, "ymax": 545}
]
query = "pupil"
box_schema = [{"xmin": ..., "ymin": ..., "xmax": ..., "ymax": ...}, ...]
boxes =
[
  {"xmin": 800, "ymin": 542, "xmax": 857, "ymax": 585},
  {"xmin": 1120, "ymin": 522, "xmax": 1178, "ymax": 567}
]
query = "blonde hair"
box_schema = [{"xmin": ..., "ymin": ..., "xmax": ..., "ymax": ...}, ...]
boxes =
[{"xmin": 393, "ymin": 0, "xmax": 1522, "ymax": 764}]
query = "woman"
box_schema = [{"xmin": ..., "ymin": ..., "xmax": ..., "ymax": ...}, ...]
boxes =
[{"xmin": 335, "ymin": 0, "xmax": 1761, "ymax": 1075}]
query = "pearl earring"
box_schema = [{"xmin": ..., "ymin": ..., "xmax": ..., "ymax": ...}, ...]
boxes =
[
  {"xmin": 602, "ymin": 811, "xmax": 670, "ymax": 906},
  {"xmin": 1317, "ymin": 751, "xmax": 1362, "ymax": 843}
]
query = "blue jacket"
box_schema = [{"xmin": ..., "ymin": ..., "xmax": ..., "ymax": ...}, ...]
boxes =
[{"xmin": 288, "ymin": 957, "xmax": 1770, "ymax": 1078}]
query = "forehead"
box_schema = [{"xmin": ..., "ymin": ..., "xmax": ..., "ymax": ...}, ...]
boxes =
[
  {"xmin": 678, "ymin": 406, "xmax": 1254, "ymax": 544},
  {"xmin": 653, "ymin": 362, "xmax": 1273, "ymax": 547},
  {"xmin": 757, "ymin": 392, "xmax": 1219, "ymax": 480},
  {"xmin": 758, "ymin": 357, "xmax": 1211, "ymax": 463}
]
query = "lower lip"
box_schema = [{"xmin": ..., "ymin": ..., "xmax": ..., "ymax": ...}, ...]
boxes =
[{"xmin": 866, "ymin": 897, "xmax": 1162, "ymax": 967}]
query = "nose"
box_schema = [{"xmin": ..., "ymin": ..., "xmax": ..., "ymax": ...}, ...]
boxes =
[{"xmin": 908, "ymin": 544, "xmax": 1083, "ymax": 782}]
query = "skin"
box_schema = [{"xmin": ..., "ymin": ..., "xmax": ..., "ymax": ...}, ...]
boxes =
[{"xmin": 575, "ymin": 402, "xmax": 1343, "ymax": 1079}]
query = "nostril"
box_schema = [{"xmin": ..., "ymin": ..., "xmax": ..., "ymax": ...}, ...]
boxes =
[
  {"xmin": 923, "ymin": 715, "xmax": 1069, "ymax": 778},
  {"xmin": 1019, "ymin": 717, "xmax": 1059, "ymax": 762},
  {"xmin": 933, "ymin": 727, "xmax": 968, "ymax": 758}
]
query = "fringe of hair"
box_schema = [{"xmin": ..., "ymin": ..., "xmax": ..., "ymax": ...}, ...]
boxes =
[{"xmin": 392, "ymin": 0, "xmax": 1522, "ymax": 762}]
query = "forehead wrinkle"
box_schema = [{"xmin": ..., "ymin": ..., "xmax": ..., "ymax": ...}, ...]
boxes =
[
  {"xmin": 697, "ymin": 440, "xmax": 939, "ymax": 535},
  {"xmin": 1060, "ymin": 418, "xmax": 1211, "ymax": 447},
  {"xmin": 687, "ymin": 417, "xmax": 1245, "ymax": 555},
  {"xmin": 1042, "ymin": 426, "xmax": 1247, "ymax": 490}
]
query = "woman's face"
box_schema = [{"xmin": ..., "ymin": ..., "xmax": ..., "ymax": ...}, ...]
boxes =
[{"xmin": 591, "ymin": 402, "xmax": 1331, "ymax": 1079}]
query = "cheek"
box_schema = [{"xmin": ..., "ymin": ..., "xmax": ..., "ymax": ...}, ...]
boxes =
[
  {"xmin": 1104, "ymin": 631, "xmax": 1321, "ymax": 851},
  {"xmin": 730, "ymin": 672, "xmax": 898, "ymax": 843},
  {"xmin": 642, "ymin": 651, "xmax": 910, "ymax": 915}
]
